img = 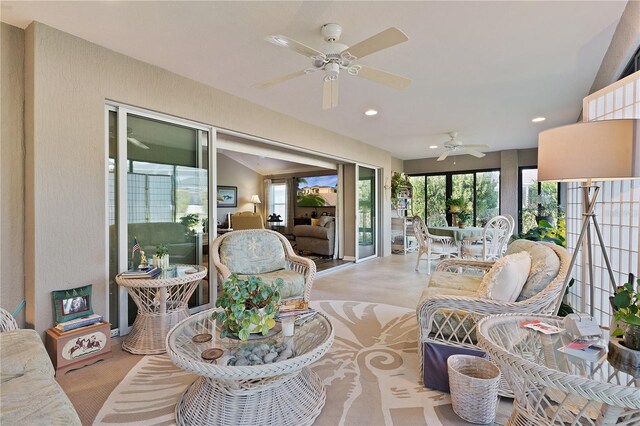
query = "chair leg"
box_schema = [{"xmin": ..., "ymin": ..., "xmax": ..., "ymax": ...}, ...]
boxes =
[
  {"xmin": 426, "ymin": 251, "xmax": 432, "ymax": 275},
  {"xmin": 415, "ymin": 250, "xmax": 421, "ymax": 271}
]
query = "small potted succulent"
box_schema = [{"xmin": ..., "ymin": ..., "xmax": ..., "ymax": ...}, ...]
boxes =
[
  {"xmin": 611, "ymin": 278, "xmax": 640, "ymax": 350},
  {"xmin": 215, "ymin": 274, "xmax": 282, "ymax": 341}
]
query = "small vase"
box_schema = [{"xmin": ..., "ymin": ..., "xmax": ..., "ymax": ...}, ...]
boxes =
[
  {"xmin": 458, "ymin": 221, "xmax": 465, "ymax": 229},
  {"xmin": 624, "ymin": 323, "xmax": 640, "ymax": 351}
]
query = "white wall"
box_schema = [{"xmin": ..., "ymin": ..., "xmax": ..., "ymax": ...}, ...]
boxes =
[
  {"xmin": 19, "ymin": 22, "xmax": 396, "ymax": 333},
  {"xmin": 1, "ymin": 23, "xmax": 25, "ymax": 325},
  {"xmin": 216, "ymin": 153, "xmax": 263, "ymax": 223}
]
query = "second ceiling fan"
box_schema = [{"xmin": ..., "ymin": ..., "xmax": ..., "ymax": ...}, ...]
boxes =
[
  {"xmin": 259, "ymin": 23, "xmax": 411, "ymax": 109},
  {"xmin": 435, "ymin": 132, "xmax": 489, "ymax": 161}
]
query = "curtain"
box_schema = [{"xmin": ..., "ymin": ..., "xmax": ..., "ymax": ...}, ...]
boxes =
[
  {"xmin": 263, "ymin": 178, "xmax": 271, "ymax": 226},
  {"xmin": 334, "ymin": 164, "xmax": 344, "ymax": 259},
  {"xmin": 285, "ymin": 177, "xmax": 295, "ymax": 234}
]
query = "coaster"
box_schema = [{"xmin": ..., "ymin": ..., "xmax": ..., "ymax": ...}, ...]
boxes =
[
  {"xmin": 201, "ymin": 348, "xmax": 224, "ymax": 361},
  {"xmin": 192, "ymin": 333, "xmax": 212, "ymax": 343}
]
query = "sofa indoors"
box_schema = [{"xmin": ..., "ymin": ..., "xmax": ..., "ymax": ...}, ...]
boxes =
[
  {"xmin": 0, "ymin": 309, "xmax": 81, "ymax": 425},
  {"xmin": 293, "ymin": 216, "xmax": 335, "ymax": 256}
]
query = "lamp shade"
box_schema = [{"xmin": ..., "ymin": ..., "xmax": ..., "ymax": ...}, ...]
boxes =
[
  {"xmin": 538, "ymin": 119, "xmax": 639, "ymax": 182},
  {"xmin": 250, "ymin": 195, "xmax": 261, "ymax": 204}
]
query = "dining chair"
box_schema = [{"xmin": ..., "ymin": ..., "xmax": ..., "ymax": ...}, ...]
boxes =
[
  {"xmin": 413, "ymin": 216, "xmax": 458, "ymax": 274},
  {"xmin": 460, "ymin": 215, "xmax": 514, "ymax": 261},
  {"xmin": 427, "ymin": 213, "xmax": 448, "ymax": 227}
]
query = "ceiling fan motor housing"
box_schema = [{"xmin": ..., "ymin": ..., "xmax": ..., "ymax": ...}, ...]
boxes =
[{"xmin": 321, "ymin": 23, "xmax": 342, "ymax": 43}]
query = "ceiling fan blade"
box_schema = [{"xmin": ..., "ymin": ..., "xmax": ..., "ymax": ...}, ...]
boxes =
[
  {"xmin": 462, "ymin": 144, "xmax": 490, "ymax": 148},
  {"xmin": 465, "ymin": 148, "xmax": 486, "ymax": 158},
  {"xmin": 356, "ymin": 65, "xmax": 411, "ymax": 90},
  {"xmin": 437, "ymin": 151, "xmax": 450, "ymax": 161},
  {"xmin": 322, "ymin": 78, "xmax": 339, "ymax": 110},
  {"xmin": 342, "ymin": 27, "xmax": 408, "ymax": 59},
  {"xmin": 127, "ymin": 137, "xmax": 149, "ymax": 150},
  {"xmin": 256, "ymin": 70, "xmax": 306, "ymax": 89},
  {"xmin": 265, "ymin": 35, "xmax": 325, "ymax": 58}
]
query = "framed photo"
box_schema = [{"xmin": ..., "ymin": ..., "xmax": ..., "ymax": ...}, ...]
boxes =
[
  {"xmin": 217, "ymin": 186, "xmax": 237, "ymax": 207},
  {"xmin": 52, "ymin": 284, "xmax": 94, "ymax": 324}
]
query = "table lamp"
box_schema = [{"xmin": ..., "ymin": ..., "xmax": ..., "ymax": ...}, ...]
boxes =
[
  {"xmin": 250, "ymin": 195, "xmax": 261, "ymax": 213},
  {"xmin": 538, "ymin": 118, "xmax": 640, "ymax": 316}
]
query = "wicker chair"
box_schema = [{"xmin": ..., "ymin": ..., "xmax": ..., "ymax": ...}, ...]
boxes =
[
  {"xmin": 460, "ymin": 215, "xmax": 514, "ymax": 261},
  {"xmin": 427, "ymin": 213, "xmax": 448, "ymax": 227},
  {"xmin": 211, "ymin": 229, "xmax": 315, "ymax": 302},
  {"xmin": 417, "ymin": 240, "xmax": 571, "ymax": 394},
  {"xmin": 0, "ymin": 308, "xmax": 18, "ymax": 332},
  {"xmin": 413, "ymin": 216, "xmax": 458, "ymax": 274}
]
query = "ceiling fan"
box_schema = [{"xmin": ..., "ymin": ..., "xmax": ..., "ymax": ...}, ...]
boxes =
[
  {"xmin": 435, "ymin": 132, "xmax": 489, "ymax": 161},
  {"xmin": 259, "ymin": 23, "xmax": 411, "ymax": 109},
  {"xmin": 108, "ymin": 128, "xmax": 150, "ymax": 149}
]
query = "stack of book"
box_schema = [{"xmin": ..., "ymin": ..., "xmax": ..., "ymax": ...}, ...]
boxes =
[
  {"xmin": 121, "ymin": 266, "xmax": 162, "ymax": 279},
  {"xmin": 277, "ymin": 301, "xmax": 317, "ymax": 324},
  {"xmin": 56, "ymin": 314, "xmax": 103, "ymax": 332},
  {"xmin": 558, "ymin": 339, "xmax": 607, "ymax": 362}
]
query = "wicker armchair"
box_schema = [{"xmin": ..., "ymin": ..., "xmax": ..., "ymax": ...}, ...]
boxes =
[
  {"xmin": 460, "ymin": 215, "xmax": 514, "ymax": 261},
  {"xmin": 413, "ymin": 216, "xmax": 458, "ymax": 274},
  {"xmin": 0, "ymin": 308, "xmax": 18, "ymax": 332},
  {"xmin": 211, "ymin": 229, "xmax": 315, "ymax": 302},
  {"xmin": 417, "ymin": 240, "xmax": 571, "ymax": 391}
]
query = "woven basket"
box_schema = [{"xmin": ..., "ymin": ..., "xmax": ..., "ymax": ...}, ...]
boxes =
[{"xmin": 447, "ymin": 354, "xmax": 500, "ymax": 424}]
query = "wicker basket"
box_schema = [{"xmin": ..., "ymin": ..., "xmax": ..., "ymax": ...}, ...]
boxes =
[{"xmin": 447, "ymin": 354, "xmax": 500, "ymax": 424}]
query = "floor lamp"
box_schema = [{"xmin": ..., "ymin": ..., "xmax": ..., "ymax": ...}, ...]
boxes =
[{"xmin": 538, "ymin": 119, "xmax": 640, "ymax": 317}]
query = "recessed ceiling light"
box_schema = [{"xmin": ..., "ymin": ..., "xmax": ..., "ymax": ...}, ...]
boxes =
[
  {"xmin": 429, "ymin": 145, "xmax": 438, "ymax": 149},
  {"xmin": 364, "ymin": 109, "xmax": 378, "ymax": 116},
  {"xmin": 532, "ymin": 116, "xmax": 546, "ymax": 123}
]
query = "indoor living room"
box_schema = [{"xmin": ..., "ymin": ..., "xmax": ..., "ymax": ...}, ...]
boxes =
[{"xmin": 1, "ymin": 1, "xmax": 639, "ymax": 425}]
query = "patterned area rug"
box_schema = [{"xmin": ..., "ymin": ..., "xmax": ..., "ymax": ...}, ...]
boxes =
[{"xmin": 94, "ymin": 301, "xmax": 508, "ymax": 425}]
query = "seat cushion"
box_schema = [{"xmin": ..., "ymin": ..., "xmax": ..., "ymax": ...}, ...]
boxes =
[
  {"xmin": 430, "ymin": 242, "xmax": 458, "ymax": 255},
  {"xmin": 220, "ymin": 231, "xmax": 286, "ymax": 274},
  {"xmin": 506, "ymin": 240, "xmax": 560, "ymax": 301},
  {"xmin": 237, "ymin": 269, "xmax": 305, "ymax": 300},
  {"xmin": 427, "ymin": 271, "xmax": 484, "ymax": 293},
  {"xmin": 0, "ymin": 372, "xmax": 81, "ymax": 425},
  {"xmin": 293, "ymin": 225, "xmax": 330, "ymax": 240},
  {"xmin": 477, "ymin": 251, "xmax": 531, "ymax": 302},
  {"xmin": 0, "ymin": 329, "xmax": 55, "ymax": 383}
]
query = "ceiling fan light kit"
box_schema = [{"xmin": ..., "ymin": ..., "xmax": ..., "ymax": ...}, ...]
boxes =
[{"xmin": 261, "ymin": 24, "xmax": 411, "ymax": 109}]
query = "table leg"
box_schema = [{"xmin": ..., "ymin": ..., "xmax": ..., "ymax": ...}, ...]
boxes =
[{"xmin": 175, "ymin": 368, "xmax": 326, "ymax": 426}]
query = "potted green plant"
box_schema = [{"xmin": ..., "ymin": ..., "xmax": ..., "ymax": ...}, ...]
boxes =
[
  {"xmin": 456, "ymin": 210, "xmax": 472, "ymax": 228},
  {"xmin": 179, "ymin": 214, "xmax": 200, "ymax": 235},
  {"xmin": 214, "ymin": 275, "xmax": 282, "ymax": 341},
  {"xmin": 611, "ymin": 278, "xmax": 640, "ymax": 350},
  {"xmin": 154, "ymin": 243, "xmax": 169, "ymax": 269},
  {"xmin": 446, "ymin": 197, "xmax": 466, "ymax": 213},
  {"xmin": 390, "ymin": 172, "xmax": 412, "ymax": 208}
]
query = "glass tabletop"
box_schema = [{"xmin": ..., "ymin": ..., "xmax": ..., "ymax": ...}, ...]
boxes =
[
  {"xmin": 479, "ymin": 315, "xmax": 639, "ymax": 386},
  {"xmin": 167, "ymin": 308, "xmax": 333, "ymax": 380}
]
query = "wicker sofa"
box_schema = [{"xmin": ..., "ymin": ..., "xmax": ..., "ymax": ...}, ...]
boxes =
[
  {"xmin": 0, "ymin": 309, "xmax": 81, "ymax": 425},
  {"xmin": 417, "ymin": 239, "xmax": 571, "ymax": 389}
]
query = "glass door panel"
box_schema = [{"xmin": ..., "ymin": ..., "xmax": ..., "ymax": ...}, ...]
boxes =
[
  {"xmin": 409, "ymin": 176, "xmax": 425, "ymax": 219},
  {"xmin": 357, "ymin": 165, "xmax": 377, "ymax": 261},
  {"xmin": 108, "ymin": 110, "xmax": 118, "ymax": 330},
  {"xmin": 476, "ymin": 171, "xmax": 500, "ymax": 226},
  {"xmin": 452, "ymin": 173, "xmax": 474, "ymax": 224},
  {"xmin": 426, "ymin": 175, "xmax": 446, "ymax": 225}
]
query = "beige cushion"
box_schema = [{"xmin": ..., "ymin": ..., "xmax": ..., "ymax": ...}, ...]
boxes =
[
  {"xmin": 477, "ymin": 252, "xmax": 531, "ymax": 302},
  {"xmin": 427, "ymin": 271, "xmax": 483, "ymax": 293},
  {"xmin": 506, "ymin": 239, "xmax": 560, "ymax": 301},
  {"xmin": 0, "ymin": 372, "xmax": 81, "ymax": 425},
  {"xmin": 0, "ymin": 329, "xmax": 55, "ymax": 383},
  {"xmin": 237, "ymin": 269, "xmax": 305, "ymax": 300},
  {"xmin": 220, "ymin": 231, "xmax": 285, "ymax": 274}
]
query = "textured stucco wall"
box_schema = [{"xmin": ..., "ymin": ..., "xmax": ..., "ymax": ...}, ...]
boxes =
[
  {"xmin": 1, "ymin": 23, "xmax": 25, "ymax": 326},
  {"xmin": 24, "ymin": 22, "xmax": 396, "ymax": 333}
]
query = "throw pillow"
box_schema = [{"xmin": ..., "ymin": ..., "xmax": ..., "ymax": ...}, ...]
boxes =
[
  {"xmin": 319, "ymin": 216, "xmax": 334, "ymax": 227},
  {"xmin": 477, "ymin": 252, "xmax": 531, "ymax": 302}
]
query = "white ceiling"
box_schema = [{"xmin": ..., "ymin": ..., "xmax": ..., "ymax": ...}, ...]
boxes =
[{"xmin": 1, "ymin": 1, "xmax": 628, "ymax": 160}]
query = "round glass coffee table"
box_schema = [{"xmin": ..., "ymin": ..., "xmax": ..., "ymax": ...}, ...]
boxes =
[
  {"xmin": 166, "ymin": 308, "xmax": 334, "ymax": 426},
  {"xmin": 478, "ymin": 314, "xmax": 640, "ymax": 425}
]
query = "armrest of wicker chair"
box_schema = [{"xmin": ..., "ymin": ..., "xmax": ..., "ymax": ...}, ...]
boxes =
[
  {"xmin": 434, "ymin": 258, "xmax": 494, "ymax": 275},
  {"xmin": 0, "ymin": 308, "xmax": 18, "ymax": 332}
]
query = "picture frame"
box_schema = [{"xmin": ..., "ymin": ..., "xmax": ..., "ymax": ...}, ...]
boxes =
[
  {"xmin": 217, "ymin": 186, "xmax": 237, "ymax": 207},
  {"xmin": 52, "ymin": 284, "xmax": 94, "ymax": 324}
]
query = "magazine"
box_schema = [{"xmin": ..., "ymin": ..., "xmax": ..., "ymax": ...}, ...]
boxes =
[
  {"xmin": 558, "ymin": 339, "xmax": 607, "ymax": 362},
  {"xmin": 519, "ymin": 319, "xmax": 563, "ymax": 335}
]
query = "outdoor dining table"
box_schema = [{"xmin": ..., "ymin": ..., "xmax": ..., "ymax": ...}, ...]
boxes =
[{"xmin": 427, "ymin": 226, "xmax": 486, "ymax": 242}]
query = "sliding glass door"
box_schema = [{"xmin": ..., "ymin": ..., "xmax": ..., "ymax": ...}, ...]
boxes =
[
  {"xmin": 356, "ymin": 165, "xmax": 378, "ymax": 261},
  {"xmin": 108, "ymin": 105, "xmax": 212, "ymax": 334}
]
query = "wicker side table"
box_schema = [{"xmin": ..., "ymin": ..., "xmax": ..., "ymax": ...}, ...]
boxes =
[
  {"xmin": 116, "ymin": 265, "xmax": 206, "ymax": 354},
  {"xmin": 477, "ymin": 314, "xmax": 640, "ymax": 425},
  {"xmin": 167, "ymin": 308, "xmax": 334, "ymax": 426}
]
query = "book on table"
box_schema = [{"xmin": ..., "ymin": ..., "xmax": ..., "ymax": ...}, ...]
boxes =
[
  {"xmin": 121, "ymin": 266, "xmax": 162, "ymax": 278},
  {"xmin": 558, "ymin": 339, "xmax": 607, "ymax": 362}
]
